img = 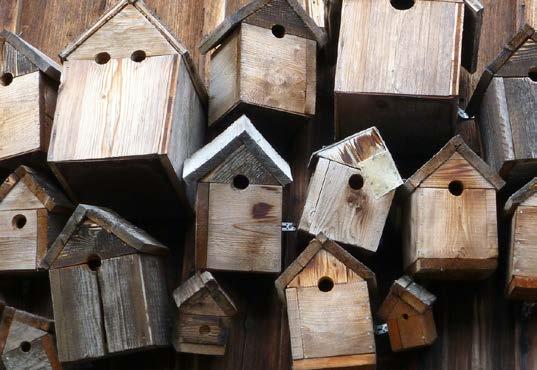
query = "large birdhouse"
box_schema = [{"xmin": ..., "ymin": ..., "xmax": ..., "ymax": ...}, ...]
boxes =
[
  {"xmin": 377, "ymin": 276, "xmax": 437, "ymax": 352},
  {"xmin": 199, "ymin": 0, "xmax": 327, "ymax": 127},
  {"xmin": 401, "ymin": 136, "xmax": 505, "ymax": 279},
  {"xmin": 0, "ymin": 30, "xmax": 60, "ymax": 171},
  {"xmin": 173, "ymin": 271, "xmax": 238, "ymax": 355},
  {"xmin": 0, "ymin": 166, "xmax": 72, "ymax": 273},
  {"xmin": 299, "ymin": 127, "xmax": 402, "ymax": 253},
  {"xmin": 40, "ymin": 205, "xmax": 170, "ymax": 363},
  {"xmin": 275, "ymin": 235, "xmax": 377, "ymax": 370},
  {"xmin": 183, "ymin": 115, "xmax": 293, "ymax": 273},
  {"xmin": 47, "ymin": 0, "xmax": 206, "ymax": 218}
]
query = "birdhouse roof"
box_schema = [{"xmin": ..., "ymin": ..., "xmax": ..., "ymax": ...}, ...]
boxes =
[
  {"xmin": 377, "ymin": 276, "xmax": 436, "ymax": 321},
  {"xmin": 199, "ymin": 0, "xmax": 327, "ymax": 54},
  {"xmin": 504, "ymin": 177, "xmax": 537, "ymax": 215},
  {"xmin": 183, "ymin": 115, "xmax": 292, "ymax": 186},
  {"xmin": 0, "ymin": 30, "xmax": 61, "ymax": 81}
]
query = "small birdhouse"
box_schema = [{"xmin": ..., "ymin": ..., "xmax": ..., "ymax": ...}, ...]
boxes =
[
  {"xmin": 0, "ymin": 166, "xmax": 73, "ymax": 273},
  {"xmin": 299, "ymin": 127, "xmax": 402, "ymax": 252},
  {"xmin": 0, "ymin": 303, "xmax": 61, "ymax": 370},
  {"xmin": 199, "ymin": 0, "xmax": 327, "ymax": 127},
  {"xmin": 40, "ymin": 204, "xmax": 170, "ymax": 363},
  {"xmin": 467, "ymin": 24, "xmax": 537, "ymax": 185},
  {"xmin": 377, "ymin": 276, "xmax": 437, "ymax": 352},
  {"xmin": 183, "ymin": 115, "xmax": 293, "ymax": 273},
  {"xmin": 275, "ymin": 235, "xmax": 377, "ymax": 370},
  {"xmin": 401, "ymin": 136, "xmax": 505, "ymax": 279},
  {"xmin": 47, "ymin": 0, "xmax": 207, "ymax": 217},
  {"xmin": 0, "ymin": 30, "xmax": 60, "ymax": 171},
  {"xmin": 173, "ymin": 271, "xmax": 237, "ymax": 355},
  {"xmin": 504, "ymin": 178, "xmax": 537, "ymax": 300}
]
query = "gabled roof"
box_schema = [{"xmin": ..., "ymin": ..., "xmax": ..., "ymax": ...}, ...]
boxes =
[
  {"xmin": 401, "ymin": 136, "xmax": 505, "ymax": 196},
  {"xmin": 0, "ymin": 30, "xmax": 61, "ymax": 81},
  {"xmin": 41, "ymin": 204, "xmax": 168, "ymax": 269},
  {"xmin": 504, "ymin": 177, "xmax": 537, "ymax": 215},
  {"xmin": 183, "ymin": 115, "xmax": 292, "ymax": 185},
  {"xmin": 199, "ymin": 0, "xmax": 327, "ymax": 54},
  {"xmin": 377, "ymin": 276, "xmax": 436, "ymax": 321}
]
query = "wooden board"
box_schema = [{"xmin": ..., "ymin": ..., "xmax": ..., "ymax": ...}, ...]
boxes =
[
  {"xmin": 2, "ymin": 335, "xmax": 60, "ymax": 370},
  {"xmin": 0, "ymin": 209, "xmax": 37, "ymax": 271},
  {"xmin": 177, "ymin": 313, "xmax": 230, "ymax": 346},
  {"xmin": 0, "ymin": 181, "xmax": 43, "ymax": 211},
  {"xmin": 510, "ymin": 206, "xmax": 537, "ymax": 278}
]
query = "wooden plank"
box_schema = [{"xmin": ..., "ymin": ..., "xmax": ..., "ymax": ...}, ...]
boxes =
[
  {"xmin": 0, "ymin": 209, "xmax": 37, "ymax": 271},
  {"xmin": 496, "ymin": 39, "xmax": 537, "ymax": 77},
  {"xmin": 0, "ymin": 181, "xmax": 42, "ymax": 211},
  {"xmin": 177, "ymin": 313, "xmax": 229, "ymax": 346},
  {"xmin": 293, "ymin": 353, "xmax": 376, "ymax": 370},
  {"xmin": 285, "ymin": 288, "xmax": 304, "ymax": 360},
  {"xmin": 461, "ymin": 0, "xmax": 484, "ymax": 73},
  {"xmin": 1, "ymin": 41, "xmax": 39, "ymax": 78},
  {"xmin": 511, "ymin": 206, "xmax": 537, "ymax": 277},
  {"xmin": 195, "ymin": 182, "xmax": 209, "ymax": 270},
  {"xmin": 2, "ymin": 335, "xmax": 58, "ymax": 370},
  {"xmin": 3, "ymin": 319, "xmax": 48, "ymax": 353},
  {"xmin": 0, "ymin": 0, "xmax": 20, "ymax": 33},
  {"xmin": 288, "ymin": 249, "xmax": 349, "ymax": 288}
]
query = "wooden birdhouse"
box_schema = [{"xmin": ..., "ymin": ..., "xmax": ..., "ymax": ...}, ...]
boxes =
[
  {"xmin": 183, "ymin": 115, "xmax": 293, "ymax": 273},
  {"xmin": 299, "ymin": 127, "xmax": 402, "ymax": 252},
  {"xmin": 40, "ymin": 204, "xmax": 170, "ymax": 363},
  {"xmin": 275, "ymin": 235, "xmax": 377, "ymax": 370},
  {"xmin": 0, "ymin": 30, "xmax": 60, "ymax": 171},
  {"xmin": 0, "ymin": 303, "xmax": 61, "ymax": 370},
  {"xmin": 401, "ymin": 136, "xmax": 506, "ymax": 279},
  {"xmin": 377, "ymin": 276, "xmax": 437, "ymax": 352},
  {"xmin": 47, "ymin": 0, "xmax": 207, "ymax": 218},
  {"xmin": 173, "ymin": 271, "xmax": 237, "ymax": 355},
  {"xmin": 0, "ymin": 166, "xmax": 73, "ymax": 273},
  {"xmin": 199, "ymin": 0, "xmax": 327, "ymax": 127},
  {"xmin": 504, "ymin": 178, "xmax": 537, "ymax": 300}
]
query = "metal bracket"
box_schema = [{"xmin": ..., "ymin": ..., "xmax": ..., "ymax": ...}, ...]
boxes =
[
  {"xmin": 374, "ymin": 323, "xmax": 388, "ymax": 335},
  {"xmin": 458, "ymin": 107, "xmax": 473, "ymax": 120},
  {"xmin": 281, "ymin": 222, "xmax": 296, "ymax": 232}
]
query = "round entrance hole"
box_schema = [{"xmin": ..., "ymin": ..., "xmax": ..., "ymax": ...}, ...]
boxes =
[
  {"xmin": 348, "ymin": 174, "xmax": 364, "ymax": 190},
  {"xmin": 199, "ymin": 325, "xmax": 211, "ymax": 335},
  {"xmin": 95, "ymin": 52, "xmax": 111, "ymax": 65},
  {"xmin": 20, "ymin": 341, "xmax": 31, "ymax": 353},
  {"xmin": 529, "ymin": 67, "xmax": 537, "ymax": 82},
  {"xmin": 0, "ymin": 72, "xmax": 13, "ymax": 86},
  {"xmin": 271, "ymin": 24, "xmax": 286, "ymax": 38},
  {"xmin": 232, "ymin": 174, "xmax": 250, "ymax": 190},
  {"xmin": 402, "ymin": 313, "xmax": 409, "ymax": 320},
  {"xmin": 390, "ymin": 0, "xmax": 415, "ymax": 10},
  {"xmin": 131, "ymin": 50, "xmax": 147, "ymax": 63},
  {"xmin": 87, "ymin": 255, "xmax": 102, "ymax": 271},
  {"xmin": 318, "ymin": 276, "xmax": 334, "ymax": 292},
  {"xmin": 448, "ymin": 180, "xmax": 464, "ymax": 196},
  {"xmin": 12, "ymin": 214, "xmax": 27, "ymax": 230}
]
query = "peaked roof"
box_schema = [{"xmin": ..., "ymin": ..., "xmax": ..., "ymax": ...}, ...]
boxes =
[
  {"xmin": 41, "ymin": 204, "xmax": 168, "ymax": 269},
  {"xmin": 183, "ymin": 115, "xmax": 292, "ymax": 185},
  {"xmin": 504, "ymin": 177, "xmax": 537, "ymax": 215},
  {"xmin": 401, "ymin": 136, "xmax": 505, "ymax": 196},
  {"xmin": 199, "ymin": 0, "xmax": 327, "ymax": 54},
  {"xmin": 377, "ymin": 276, "xmax": 436, "ymax": 320},
  {"xmin": 0, "ymin": 30, "xmax": 61, "ymax": 81}
]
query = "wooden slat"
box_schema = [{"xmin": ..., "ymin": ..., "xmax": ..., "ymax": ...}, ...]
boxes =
[
  {"xmin": 0, "ymin": 209, "xmax": 37, "ymax": 271},
  {"xmin": 285, "ymin": 288, "xmax": 304, "ymax": 360},
  {"xmin": 195, "ymin": 182, "xmax": 209, "ymax": 270},
  {"xmin": 0, "ymin": 181, "xmax": 43, "ymax": 211},
  {"xmin": 511, "ymin": 206, "xmax": 537, "ymax": 277},
  {"xmin": 177, "ymin": 313, "xmax": 229, "ymax": 346}
]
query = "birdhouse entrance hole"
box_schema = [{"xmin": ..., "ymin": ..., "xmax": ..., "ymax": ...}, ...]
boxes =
[
  {"xmin": 199, "ymin": 325, "xmax": 211, "ymax": 335},
  {"xmin": 0, "ymin": 72, "xmax": 13, "ymax": 86},
  {"xmin": 95, "ymin": 52, "xmax": 111, "ymax": 64},
  {"xmin": 271, "ymin": 24, "xmax": 286, "ymax": 38},
  {"xmin": 20, "ymin": 341, "xmax": 31, "ymax": 353},
  {"xmin": 529, "ymin": 67, "xmax": 537, "ymax": 82},
  {"xmin": 232, "ymin": 174, "xmax": 250, "ymax": 190},
  {"xmin": 318, "ymin": 276, "xmax": 334, "ymax": 292},
  {"xmin": 12, "ymin": 214, "xmax": 27, "ymax": 229},
  {"xmin": 348, "ymin": 174, "xmax": 364, "ymax": 190},
  {"xmin": 131, "ymin": 50, "xmax": 146, "ymax": 63},
  {"xmin": 448, "ymin": 180, "xmax": 464, "ymax": 196},
  {"xmin": 390, "ymin": 0, "xmax": 415, "ymax": 10},
  {"xmin": 402, "ymin": 313, "xmax": 409, "ymax": 320},
  {"xmin": 87, "ymin": 255, "xmax": 102, "ymax": 271}
]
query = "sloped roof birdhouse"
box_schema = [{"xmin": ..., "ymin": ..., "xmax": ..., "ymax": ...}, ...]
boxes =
[
  {"xmin": 400, "ymin": 136, "xmax": 505, "ymax": 279},
  {"xmin": 504, "ymin": 178, "xmax": 537, "ymax": 300},
  {"xmin": 47, "ymin": 0, "xmax": 207, "ymax": 218},
  {"xmin": 183, "ymin": 115, "xmax": 292, "ymax": 273},
  {"xmin": 40, "ymin": 204, "xmax": 170, "ymax": 363},
  {"xmin": 0, "ymin": 30, "xmax": 60, "ymax": 171},
  {"xmin": 0, "ymin": 166, "xmax": 73, "ymax": 273},
  {"xmin": 275, "ymin": 235, "xmax": 377, "ymax": 370},
  {"xmin": 377, "ymin": 276, "xmax": 437, "ymax": 352},
  {"xmin": 173, "ymin": 271, "xmax": 237, "ymax": 356},
  {"xmin": 299, "ymin": 127, "xmax": 402, "ymax": 253},
  {"xmin": 199, "ymin": 0, "xmax": 327, "ymax": 127}
]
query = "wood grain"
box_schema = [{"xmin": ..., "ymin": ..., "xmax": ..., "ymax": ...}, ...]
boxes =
[
  {"xmin": 2, "ymin": 335, "xmax": 58, "ymax": 370},
  {"xmin": 0, "ymin": 209, "xmax": 37, "ymax": 271}
]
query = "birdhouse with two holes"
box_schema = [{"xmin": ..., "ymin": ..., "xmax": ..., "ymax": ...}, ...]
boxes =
[
  {"xmin": 0, "ymin": 166, "xmax": 73, "ymax": 273},
  {"xmin": 183, "ymin": 115, "xmax": 292, "ymax": 273},
  {"xmin": 173, "ymin": 271, "xmax": 237, "ymax": 356},
  {"xmin": 0, "ymin": 30, "xmax": 60, "ymax": 171},
  {"xmin": 377, "ymin": 276, "xmax": 437, "ymax": 352},
  {"xmin": 40, "ymin": 205, "xmax": 170, "ymax": 363},
  {"xmin": 47, "ymin": 0, "xmax": 207, "ymax": 218},
  {"xmin": 299, "ymin": 127, "xmax": 402, "ymax": 253},
  {"xmin": 275, "ymin": 235, "xmax": 377, "ymax": 370},
  {"xmin": 401, "ymin": 136, "xmax": 505, "ymax": 279},
  {"xmin": 199, "ymin": 0, "xmax": 327, "ymax": 127}
]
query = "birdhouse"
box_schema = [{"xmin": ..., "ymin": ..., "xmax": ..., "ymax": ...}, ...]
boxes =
[
  {"xmin": 40, "ymin": 204, "xmax": 170, "ymax": 363},
  {"xmin": 299, "ymin": 127, "xmax": 402, "ymax": 253},
  {"xmin": 377, "ymin": 276, "xmax": 437, "ymax": 352},
  {"xmin": 504, "ymin": 178, "xmax": 537, "ymax": 300},
  {"xmin": 0, "ymin": 303, "xmax": 61, "ymax": 370},
  {"xmin": 199, "ymin": 0, "xmax": 327, "ymax": 127},
  {"xmin": 173, "ymin": 271, "xmax": 237, "ymax": 355},
  {"xmin": 183, "ymin": 115, "xmax": 293, "ymax": 273},
  {"xmin": 275, "ymin": 235, "xmax": 377, "ymax": 370},
  {"xmin": 0, "ymin": 30, "xmax": 60, "ymax": 171},
  {"xmin": 401, "ymin": 136, "xmax": 506, "ymax": 279},
  {"xmin": 47, "ymin": 0, "xmax": 207, "ymax": 218},
  {"xmin": 466, "ymin": 25, "xmax": 537, "ymax": 185},
  {"xmin": 0, "ymin": 166, "xmax": 73, "ymax": 273}
]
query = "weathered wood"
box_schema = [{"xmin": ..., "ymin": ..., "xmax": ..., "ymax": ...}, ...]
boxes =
[
  {"xmin": 293, "ymin": 354, "xmax": 376, "ymax": 370},
  {"xmin": 461, "ymin": 0, "xmax": 484, "ymax": 73},
  {"xmin": 2, "ymin": 334, "xmax": 61, "ymax": 370}
]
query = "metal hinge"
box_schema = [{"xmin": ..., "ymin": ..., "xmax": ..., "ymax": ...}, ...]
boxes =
[
  {"xmin": 375, "ymin": 323, "xmax": 389, "ymax": 335},
  {"xmin": 281, "ymin": 222, "xmax": 296, "ymax": 232}
]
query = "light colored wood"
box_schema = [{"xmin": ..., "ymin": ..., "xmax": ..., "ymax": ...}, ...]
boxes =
[
  {"xmin": 2, "ymin": 336, "xmax": 58, "ymax": 370},
  {"xmin": 522, "ymin": 193, "xmax": 537, "ymax": 207},
  {"xmin": 292, "ymin": 353, "xmax": 376, "ymax": 370},
  {"xmin": 511, "ymin": 206, "xmax": 537, "ymax": 277},
  {"xmin": 527, "ymin": 0, "xmax": 537, "ymax": 27},
  {"xmin": 0, "ymin": 182, "xmax": 43, "ymax": 211},
  {"xmin": 176, "ymin": 342, "xmax": 225, "ymax": 356},
  {"xmin": 285, "ymin": 288, "xmax": 304, "ymax": 360},
  {"xmin": 297, "ymin": 0, "xmax": 325, "ymax": 27},
  {"xmin": 0, "ymin": 209, "xmax": 37, "ymax": 271}
]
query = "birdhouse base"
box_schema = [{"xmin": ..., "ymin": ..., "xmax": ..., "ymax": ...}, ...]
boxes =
[
  {"xmin": 406, "ymin": 258, "xmax": 497, "ymax": 280},
  {"xmin": 507, "ymin": 276, "xmax": 537, "ymax": 301},
  {"xmin": 292, "ymin": 353, "xmax": 376, "ymax": 370}
]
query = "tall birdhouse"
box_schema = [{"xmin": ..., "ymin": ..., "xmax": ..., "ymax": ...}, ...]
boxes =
[
  {"xmin": 0, "ymin": 30, "xmax": 60, "ymax": 171},
  {"xmin": 47, "ymin": 0, "xmax": 207, "ymax": 218},
  {"xmin": 299, "ymin": 127, "xmax": 402, "ymax": 253},
  {"xmin": 199, "ymin": 0, "xmax": 327, "ymax": 127},
  {"xmin": 275, "ymin": 235, "xmax": 377, "ymax": 370},
  {"xmin": 40, "ymin": 205, "xmax": 170, "ymax": 363},
  {"xmin": 401, "ymin": 136, "xmax": 505, "ymax": 279},
  {"xmin": 183, "ymin": 115, "xmax": 293, "ymax": 273},
  {"xmin": 504, "ymin": 178, "xmax": 537, "ymax": 300},
  {"xmin": 0, "ymin": 166, "xmax": 73, "ymax": 273},
  {"xmin": 173, "ymin": 271, "xmax": 238, "ymax": 355},
  {"xmin": 377, "ymin": 276, "xmax": 437, "ymax": 352}
]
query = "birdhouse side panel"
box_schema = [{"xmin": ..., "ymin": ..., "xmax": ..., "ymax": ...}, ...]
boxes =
[
  {"xmin": 177, "ymin": 313, "xmax": 231, "ymax": 346},
  {"xmin": 510, "ymin": 205, "xmax": 537, "ymax": 280},
  {"xmin": 0, "ymin": 209, "xmax": 38, "ymax": 271},
  {"xmin": 2, "ymin": 335, "xmax": 61, "ymax": 370}
]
